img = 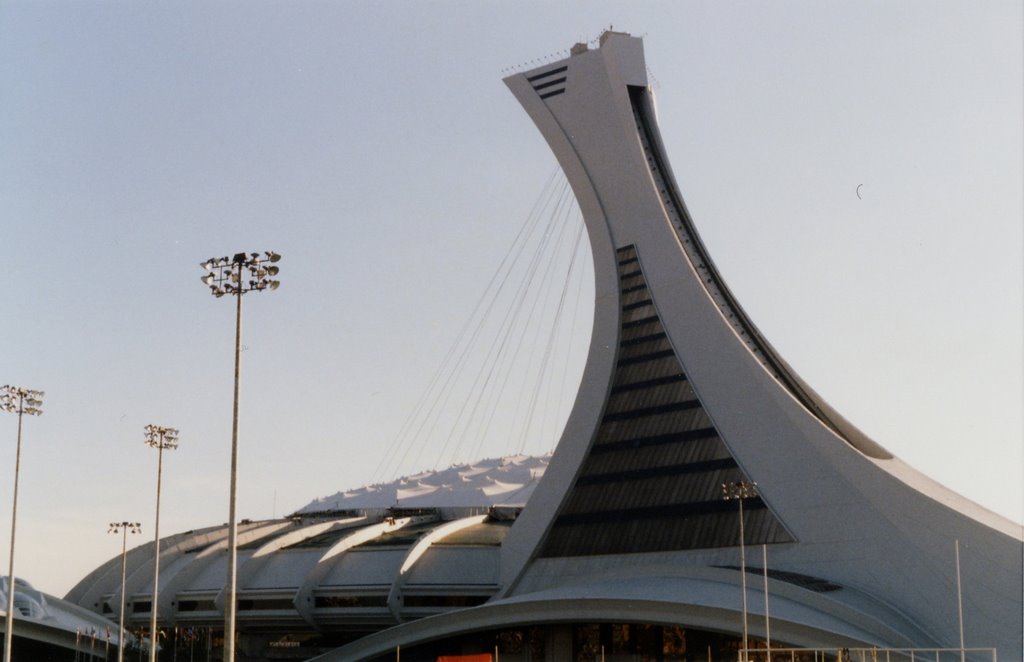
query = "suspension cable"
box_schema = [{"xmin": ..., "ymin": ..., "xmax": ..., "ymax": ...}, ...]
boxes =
[{"xmin": 373, "ymin": 167, "xmax": 590, "ymax": 482}]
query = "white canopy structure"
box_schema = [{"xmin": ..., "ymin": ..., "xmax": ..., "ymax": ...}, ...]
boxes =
[{"xmin": 1, "ymin": 576, "xmax": 122, "ymax": 659}]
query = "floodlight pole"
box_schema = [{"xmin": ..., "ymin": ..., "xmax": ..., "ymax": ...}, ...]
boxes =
[
  {"xmin": 225, "ymin": 278, "xmax": 243, "ymax": 662},
  {"xmin": 762, "ymin": 543, "xmax": 771, "ymax": 659},
  {"xmin": 109, "ymin": 522, "xmax": 141, "ymax": 662},
  {"xmin": 722, "ymin": 480, "xmax": 758, "ymax": 662},
  {"xmin": 738, "ymin": 494, "xmax": 749, "ymax": 660},
  {"xmin": 955, "ymin": 539, "xmax": 965, "ymax": 662},
  {"xmin": 144, "ymin": 425, "xmax": 179, "ymax": 662},
  {"xmin": 200, "ymin": 252, "xmax": 280, "ymax": 662},
  {"xmin": 1, "ymin": 385, "xmax": 43, "ymax": 662}
]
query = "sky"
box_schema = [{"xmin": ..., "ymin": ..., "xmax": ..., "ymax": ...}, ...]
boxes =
[{"xmin": 0, "ymin": 1, "xmax": 1020, "ymax": 598}]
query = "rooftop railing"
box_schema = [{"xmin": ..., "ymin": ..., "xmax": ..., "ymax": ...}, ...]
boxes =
[{"xmin": 740, "ymin": 647, "xmax": 997, "ymax": 662}]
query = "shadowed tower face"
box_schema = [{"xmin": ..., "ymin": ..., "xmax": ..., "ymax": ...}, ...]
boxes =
[{"xmin": 539, "ymin": 242, "xmax": 793, "ymax": 557}]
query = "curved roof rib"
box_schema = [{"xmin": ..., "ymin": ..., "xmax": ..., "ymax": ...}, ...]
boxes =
[
  {"xmin": 384, "ymin": 515, "xmax": 488, "ymax": 622},
  {"xmin": 293, "ymin": 514, "xmax": 436, "ymax": 629}
]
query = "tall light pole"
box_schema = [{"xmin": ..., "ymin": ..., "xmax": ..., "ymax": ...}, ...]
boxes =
[
  {"xmin": 722, "ymin": 480, "xmax": 758, "ymax": 662},
  {"xmin": 955, "ymin": 539, "xmax": 965, "ymax": 662},
  {"xmin": 199, "ymin": 251, "xmax": 280, "ymax": 662},
  {"xmin": 144, "ymin": 425, "xmax": 178, "ymax": 662},
  {"xmin": 109, "ymin": 522, "xmax": 142, "ymax": 662},
  {"xmin": 1, "ymin": 385, "xmax": 43, "ymax": 662},
  {"xmin": 762, "ymin": 543, "xmax": 771, "ymax": 659}
]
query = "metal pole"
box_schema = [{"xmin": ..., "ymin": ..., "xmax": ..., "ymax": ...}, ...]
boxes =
[
  {"xmin": 200, "ymin": 252, "xmax": 279, "ymax": 662},
  {"xmin": 150, "ymin": 440, "xmax": 164, "ymax": 662},
  {"xmin": 224, "ymin": 281, "xmax": 243, "ymax": 662},
  {"xmin": 739, "ymin": 497, "xmax": 749, "ymax": 662},
  {"xmin": 3, "ymin": 399, "xmax": 24, "ymax": 662},
  {"xmin": 118, "ymin": 527, "xmax": 129, "ymax": 662},
  {"xmin": 763, "ymin": 543, "xmax": 771, "ymax": 660},
  {"xmin": 955, "ymin": 540, "xmax": 965, "ymax": 662}
]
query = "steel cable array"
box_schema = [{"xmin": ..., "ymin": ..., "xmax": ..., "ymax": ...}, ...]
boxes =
[{"xmin": 371, "ymin": 168, "xmax": 590, "ymax": 483}]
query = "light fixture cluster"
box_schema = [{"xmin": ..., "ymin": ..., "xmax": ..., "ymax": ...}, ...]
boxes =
[
  {"xmin": 144, "ymin": 424, "xmax": 180, "ymax": 450},
  {"xmin": 721, "ymin": 480, "xmax": 759, "ymax": 501},
  {"xmin": 0, "ymin": 386, "xmax": 44, "ymax": 416},
  {"xmin": 108, "ymin": 522, "xmax": 142, "ymax": 535},
  {"xmin": 200, "ymin": 251, "xmax": 281, "ymax": 298}
]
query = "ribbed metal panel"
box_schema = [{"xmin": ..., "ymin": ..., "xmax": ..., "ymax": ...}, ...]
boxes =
[{"xmin": 540, "ymin": 245, "xmax": 792, "ymax": 557}]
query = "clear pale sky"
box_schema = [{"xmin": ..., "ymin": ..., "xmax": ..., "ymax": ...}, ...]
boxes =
[{"xmin": 0, "ymin": 1, "xmax": 1020, "ymax": 598}]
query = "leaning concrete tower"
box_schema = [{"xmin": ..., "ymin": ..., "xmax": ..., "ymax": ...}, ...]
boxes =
[
  {"xmin": 329, "ymin": 31, "xmax": 1021, "ymax": 661},
  {"xmin": 495, "ymin": 31, "xmax": 1022, "ymax": 659}
]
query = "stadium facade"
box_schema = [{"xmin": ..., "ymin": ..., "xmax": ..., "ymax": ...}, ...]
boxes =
[
  {"xmin": 64, "ymin": 32, "xmax": 1022, "ymax": 662},
  {"xmin": 0, "ymin": 576, "xmax": 122, "ymax": 660}
]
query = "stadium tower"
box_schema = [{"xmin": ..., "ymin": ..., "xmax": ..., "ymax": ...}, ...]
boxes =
[{"xmin": 327, "ymin": 30, "xmax": 1022, "ymax": 661}]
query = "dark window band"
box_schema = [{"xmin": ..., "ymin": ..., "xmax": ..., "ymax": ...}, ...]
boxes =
[
  {"xmin": 554, "ymin": 496, "xmax": 767, "ymax": 526},
  {"xmin": 590, "ymin": 427, "xmax": 719, "ymax": 454},
  {"xmin": 576, "ymin": 457, "xmax": 737, "ymax": 486},
  {"xmin": 533, "ymin": 77, "xmax": 566, "ymax": 91},
  {"xmin": 403, "ymin": 594, "xmax": 491, "ymax": 608},
  {"xmin": 617, "ymin": 348, "xmax": 675, "ymax": 366},
  {"xmin": 714, "ymin": 565, "xmax": 842, "ymax": 593},
  {"xmin": 622, "ymin": 314, "xmax": 659, "ymax": 330},
  {"xmin": 314, "ymin": 595, "xmax": 388, "ymax": 609},
  {"xmin": 611, "ymin": 373, "xmax": 686, "ymax": 394},
  {"xmin": 622, "ymin": 298, "xmax": 653, "ymax": 311},
  {"xmin": 601, "ymin": 399, "xmax": 701, "ymax": 422},
  {"xmin": 527, "ymin": 65, "xmax": 568, "ymax": 82},
  {"xmin": 620, "ymin": 331, "xmax": 666, "ymax": 347},
  {"xmin": 238, "ymin": 598, "xmax": 295, "ymax": 611}
]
